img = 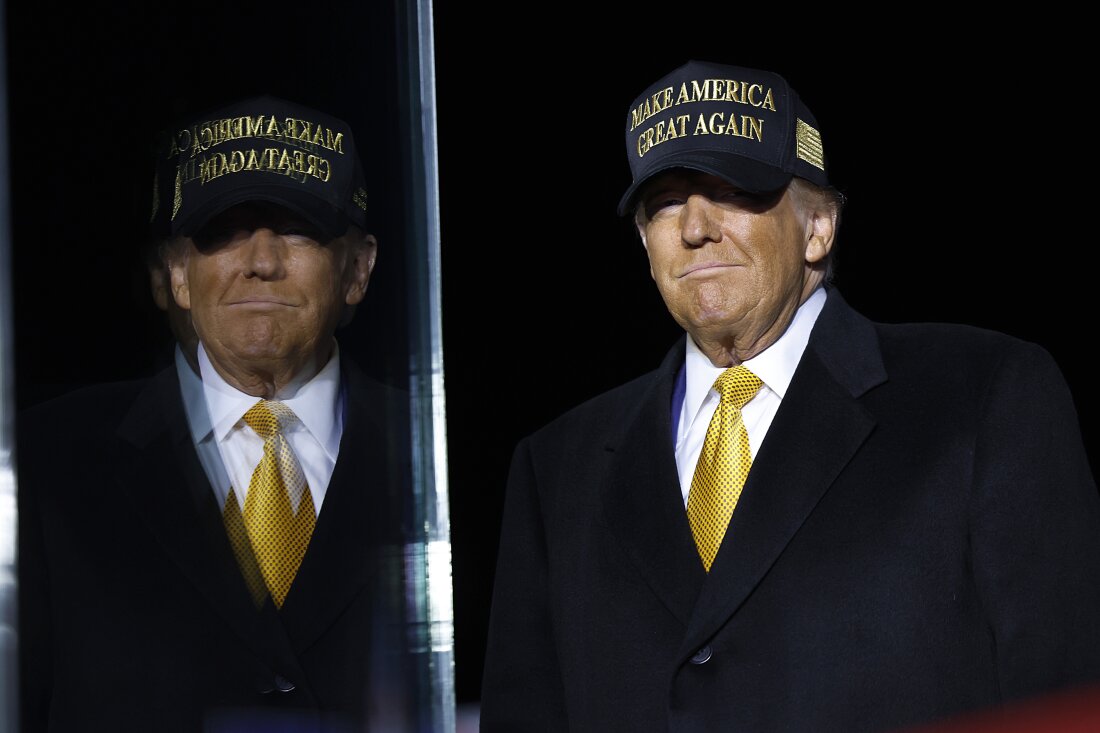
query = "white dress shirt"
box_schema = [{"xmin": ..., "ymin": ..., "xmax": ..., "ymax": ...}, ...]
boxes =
[
  {"xmin": 178, "ymin": 342, "xmax": 345, "ymax": 515},
  {"xmin": 175, "ymin": 345, "xmax": 231, "ymax": 506},
  {"xmin": 674, "ymin": 287, "xmax": 827, "ymax": 506}
]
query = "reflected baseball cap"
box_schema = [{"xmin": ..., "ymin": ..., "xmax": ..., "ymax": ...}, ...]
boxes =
[
  {"xmin": 618, "ymin": 60, "xmax": 830, "ymax": 216},
  {"xmin": 150, "ymin": 95, "xmax": 369, "ymax": 240}
]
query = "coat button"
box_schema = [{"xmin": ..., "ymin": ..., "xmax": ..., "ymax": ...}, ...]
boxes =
[
  {"xmin": 256, "ymin": 674, "xmax": 296, "ymax": 694},
  {"xmin": 690, "ymin": 645, "xmax": 713, "ymax": 665}
]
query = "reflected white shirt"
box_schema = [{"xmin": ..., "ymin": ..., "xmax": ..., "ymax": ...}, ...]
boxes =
[
  {"xmin": 175, "ymin": 346, "xmax": 231, "ymax": 506},
  {"xmin": 673, "ymin": 287, "xmax": 827, "ymax": 506},
  {"xmin": 186, "ymin": 342, "xmax": 344, "ymax": 514}
]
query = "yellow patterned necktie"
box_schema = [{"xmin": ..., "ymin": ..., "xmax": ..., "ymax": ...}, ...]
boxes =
[
  {"xmin": 223, "ymin": 399, "xmax": 316, "ymax": 609},
  {"xmin": 687, "ymin": 365, "xmax": 763, "ymax": 572}
]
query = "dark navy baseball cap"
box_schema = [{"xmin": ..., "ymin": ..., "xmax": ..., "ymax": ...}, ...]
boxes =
[
  {"xmin": 618, "ymin": 60, "xmax": 830, "ymax": 216},
  {"xmin": 150, "ymin": 95, "xmax": 370, "ymax": 240}
]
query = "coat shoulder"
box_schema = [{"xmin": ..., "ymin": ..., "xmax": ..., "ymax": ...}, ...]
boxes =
[
  {"xmin": 17, "ymin": 376, "xmax": 155, "ymax": 442},
  {"xmin": 873, "ymin": 320, "xmax": 1065, "ymax": 381}
]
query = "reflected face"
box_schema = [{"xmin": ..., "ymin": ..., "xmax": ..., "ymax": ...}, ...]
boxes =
[
  {"xmin": 170, "ymin": 203, "xmax": 375, "ymax": 376},
  {"xmin": 637, "ymin": 170, "xmax": 827, "ymax": 356}
]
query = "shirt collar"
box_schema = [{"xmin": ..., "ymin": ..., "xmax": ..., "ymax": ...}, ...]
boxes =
[
  {"xmin": 197, "ymin": 341, "xmax": 344, "ymax": 462},
  {"xmin": 175, "ymin": 344, "xmax": 212, "ymax": 442},
  {"xmin": 683, "ymin": 286, "xmax": 827, "ymax": 415},
  {"xmin": 282, "ymin": 347, "xmax": 343, "ymax": 462}
]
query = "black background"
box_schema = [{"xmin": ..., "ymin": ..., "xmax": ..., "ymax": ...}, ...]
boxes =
[{"xmin": 5, "ymin": 2, "xmax": 1094, "ymax": 708}]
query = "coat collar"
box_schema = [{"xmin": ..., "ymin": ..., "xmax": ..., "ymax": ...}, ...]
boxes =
[
  {"xmin": 275, "ymin": 356, "xmax": 411, "ymax": 652},
  {"xmin": 599, "ymin": 335, "xmax": 706, "ymax": 626}
]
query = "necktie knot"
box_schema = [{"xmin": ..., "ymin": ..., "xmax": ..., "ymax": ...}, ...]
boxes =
[
  {"xmin": 713, "ymin": 365, "xmax": 762, "ymax": 410},
  {"xmin": 243, "ymin": 400, "xmax": 297, "ymax": 439}
]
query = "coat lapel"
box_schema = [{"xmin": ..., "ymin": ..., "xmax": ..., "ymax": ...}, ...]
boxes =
[
  {"xmin": 600, "ymin": 338, "xmax": 707, "ymax": 626},
  {"xmin": 113, "ymin": 366, "xmax": 307, "ymax": 679},
  {"xmin": 276, "ymin": 359, "xmax": 408, "ymax": 653},
  {"xmin": 677, "ymin": 289, "xmax": 888, "ymax": 661}
]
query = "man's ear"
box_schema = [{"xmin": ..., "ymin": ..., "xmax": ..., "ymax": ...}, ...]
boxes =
[
  {"xmin": 804, "ymin": 205, "xmax": 837, "ymax": 265},
  {"xmin": 149, "ymin": 266, "xmax": 170, "ymax": 311},
  {"xmin": 168, "ymin": 253, "xmax": 192, "ymax": 311},
  {"xmin": 344, "ymin": 233, "xmax": 378, "ymax": 306}
]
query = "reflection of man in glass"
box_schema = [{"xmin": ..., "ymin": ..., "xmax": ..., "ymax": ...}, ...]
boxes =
[{"xmin": 17, "ymin": 96, "xmax": 411, "ymax": 732}]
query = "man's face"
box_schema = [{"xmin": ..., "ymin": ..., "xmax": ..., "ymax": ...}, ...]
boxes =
[
  {"xmin": 169, "ymin": 203, "xmax": 375, "ymax": 385},
  {"xmin": 636, "ymin": 170, "xmax": 831, "ymax": 363}
]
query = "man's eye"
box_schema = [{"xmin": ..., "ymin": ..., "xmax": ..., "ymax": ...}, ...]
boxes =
[
  {"xmin": 193, "ymin": 228, "xmax": 240, "ymax": 250},
  {"xmin": 281, "ymin": 227, "xmax": 322, "ymax": 241},
  {"xmin": 717, "ymin": 189, "xmax": 750, "ymax": 202},
  {"xmin": 645, "ymin": 197, "xmax": 684, "ymax": 217}
]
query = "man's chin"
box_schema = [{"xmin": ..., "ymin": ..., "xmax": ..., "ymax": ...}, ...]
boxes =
[
  {"xmin": 196, "ymin": 321, "xmax": 331, "ymax": 388},
  {"xmin": 206, "ymin": 335, "xmax": 294, "ymax": 373}
]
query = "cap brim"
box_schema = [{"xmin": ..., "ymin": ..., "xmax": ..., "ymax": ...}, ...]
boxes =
[
  {"xmin": 173, "ymin": 185, "xmax": 350, "ymax": 241},
  {"xmin": 616, "ymin": 151, "xmax": 792, "ymax": 217}
]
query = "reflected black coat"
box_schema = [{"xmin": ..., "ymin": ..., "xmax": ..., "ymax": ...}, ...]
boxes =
[
  {"xmin": 480, "ymin": 288, "xmax": 1100, "ymax": 733},
  {"xmin": 17, "ymin": 354, "xmax": 413, "ymax": 733}
]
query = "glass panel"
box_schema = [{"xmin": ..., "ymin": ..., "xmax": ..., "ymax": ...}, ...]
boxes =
[
  {"xmin": 393, "ymin": 0, "xmax": 457, "ymax": 726},
  {"xmin": 3, "ymin": 0, "xmax": 453, "ymax": 730},
  {"xmin": 0, "ymin": 0, "xmax": 18, "ymax": 728},
  {"xmin": 394, "ymin": 1, "xmax": 456, "ymax": 731}
]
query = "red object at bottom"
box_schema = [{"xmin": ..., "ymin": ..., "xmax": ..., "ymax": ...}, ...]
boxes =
[{"xmin": 895, "ymin": 684, "xmax": 1100, "ymax": 733}]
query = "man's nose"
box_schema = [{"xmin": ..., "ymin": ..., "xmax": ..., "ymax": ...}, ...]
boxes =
[
  {"xmin": 242, "ymin": 228, "xmax": 286, "ymax": 279},
  {"xmin": 681, "ymin": 195, "xmax": 722, "ymax": 248}
]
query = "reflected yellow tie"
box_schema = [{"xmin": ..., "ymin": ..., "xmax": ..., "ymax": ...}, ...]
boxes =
[
  {"xmin": 687, "ymin": 365, "xmax": 762, "ymax": 572},
  {"xmin": 226, "ymin": 399, "xmax": 316, "ymax": 609}
]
